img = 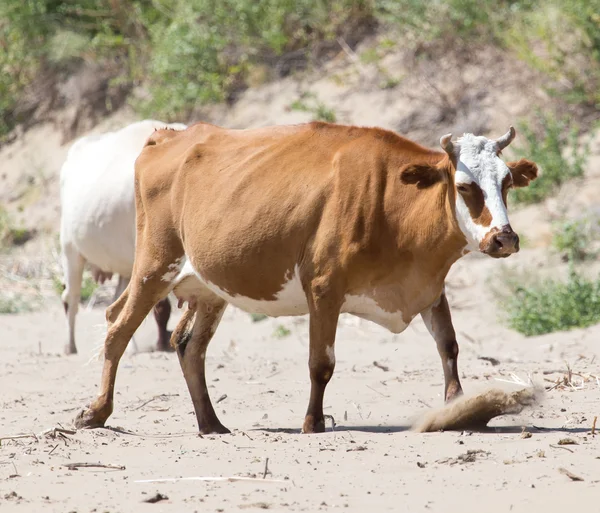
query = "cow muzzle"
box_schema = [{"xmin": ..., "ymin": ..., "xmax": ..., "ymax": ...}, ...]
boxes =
[{"xmin": 481, "ymin": 225, "xmax": 520, "ymax": 258}]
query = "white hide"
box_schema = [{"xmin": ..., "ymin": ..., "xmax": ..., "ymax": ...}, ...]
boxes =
[
  {"xmin": 59, "ymin": 119, "xmax": 187, "ymax": 353},
  {"xmin": 452, "ymin": 134, "xmax": 512, "ymax": 251},
  {"xmin": 172, "ymin": 258, "xmax": 410, "ymax": 334}
]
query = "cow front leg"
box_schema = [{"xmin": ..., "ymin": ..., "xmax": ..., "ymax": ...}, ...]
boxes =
[
  {"xmin": 173, "ymin": 298, "xmax": 229, "ymax": 434},
  {"xmin": 420, "ymin": 289, "xmax": 463, "ymax": 402},
  {"xmin": 303, "ymin": 289, "xmax": 341, "ymax": 434}
]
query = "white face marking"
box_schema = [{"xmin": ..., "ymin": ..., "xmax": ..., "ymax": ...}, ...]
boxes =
[
  {"xmin": 325, "ymin": 345, "xmax": 335, "ymax": 366},
  {"xmin": 342, "ymin": 295, "xmax": 409, "ymax": 334},
  {"xmin": 453, "ymin": 134, "xmax": 512, "ymax": 250}
]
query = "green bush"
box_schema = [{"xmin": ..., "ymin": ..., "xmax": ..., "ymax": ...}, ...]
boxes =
[
  {"xmin": 1, "ymin": 0, "xmax": 598, "ymax": 138},
  {"xmin": 290, "ymin": 93, "xmax": 337, "ymax": 122},
  {"xmin": 506, "ymin": 0, "xmax": 600, "ymax": 107},
  {"xmin": 0, "ymin": 294, "xmax": 36, "ymax": 314},
  {"xmin": 0, "ymin": 0, "xmax": 370, "ymax": 134},
  {"xmin": 510, "ymin": 112, "xmax": 589, "ymax": 205},
  {"xmin": 501, "ymin": 268, "xmax": 600, "ymax": 336},
  {"xmin": 377, "ymin": 0, "xmax": 536, "ymax": 44},
  {"xmin": 273, "ymin": 324, "xmax": 291, "ymax": 338},
  {"xmin": 552, "ymin": 216, "xmax": 599, "ymax": 262},
  {"xmin": 80, "ymin": 274, "xmax": 98, "ymax": 302}
]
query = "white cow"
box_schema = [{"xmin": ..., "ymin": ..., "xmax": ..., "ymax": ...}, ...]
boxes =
[{"xmin": 59, "ymin": 119, "xmax": 187, "ymax": 354}]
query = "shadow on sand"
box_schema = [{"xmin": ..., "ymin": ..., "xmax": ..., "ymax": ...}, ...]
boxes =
[{"xmin": 250, "ymin": 423, "xmax": 590, "ymax": 435}]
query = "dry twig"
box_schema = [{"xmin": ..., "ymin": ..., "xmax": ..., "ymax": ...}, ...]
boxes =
[
  {"xmin": 558, "ymin": 467, "xmax": 584, "ymax": 481},
  {"xmin": 550, "ymin": 444, "xmax": 574, "ymax": 453},
  {"xmin": 63, "ymin": 462, "xmax": 125, "ymax": 471},
  {"xmin": 372, "ymin": 361, "xmax": 390, "ymax": 372},
  {"xmin": 0, "ymin": 433, "xmax": 38, "ymax": 446},
  {"xmin": 135, "ymin": 476, "xmax": 286, "ymax": 484}
]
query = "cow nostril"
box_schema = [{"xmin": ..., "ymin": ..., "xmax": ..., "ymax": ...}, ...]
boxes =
[{"xmin": 495, "ymin": 238, "xmax": 504, "ymax": 249}]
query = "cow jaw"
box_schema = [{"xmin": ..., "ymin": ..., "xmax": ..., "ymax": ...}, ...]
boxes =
[{"xmin": 452, "ymin": 134, "xmax": 518, "ymax": 258}]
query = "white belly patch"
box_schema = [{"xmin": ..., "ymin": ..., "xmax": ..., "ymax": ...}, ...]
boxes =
[
  {"xmin": 171, "ymin": 257, "xmax": 410, "ymax": 333},
  {"xmin": 172, "ymin": 259, "xmax": 309, "ymax": 316},
  {"xmin": 341, "ymin": 295, "xmax": 409, "ymax": 334}
]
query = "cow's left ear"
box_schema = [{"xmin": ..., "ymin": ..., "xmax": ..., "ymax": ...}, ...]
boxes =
[
  {"xmin": 400, "ymin": 164, "xmax": 443, "ymax": 189},
  {"xmin": 507, "ymin": 159, "xmax": 538, "ymax": 188}
]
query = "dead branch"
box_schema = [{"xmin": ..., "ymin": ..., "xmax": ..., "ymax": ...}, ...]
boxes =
[
  {"xmin": 133, "ymin": 393, "xmax": 178, "ymax": 411},
  {"xmin": 558, "ymin": 467, "xmax": 584, "ymax": 481},
  {"xmin": 134, "ymin": 476, "xmax": 286, "ymax": 484},
  {"xmin": 550, "ymin": 444, "xmax": 574, "ymax": 453},
  {"xmin": 0, "ymin": 433, "xmax": 38, "ymax": 445},
  {"xmin": 63, "ymin": 462, "xmax": 126, "ymax": 471},
  {"xmin": 372, "ymin": 361, "xmax": 389, "ymax": 372}
]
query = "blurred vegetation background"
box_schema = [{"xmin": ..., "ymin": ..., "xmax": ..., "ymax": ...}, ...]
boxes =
[{"xmin": 1, "ymin": 0, "xmax": 598, "ymax": 138}]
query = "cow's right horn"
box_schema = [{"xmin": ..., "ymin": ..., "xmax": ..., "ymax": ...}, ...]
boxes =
[{"xmin": 496, "ymin": 126, "xmax": 516, "ymax": 151}]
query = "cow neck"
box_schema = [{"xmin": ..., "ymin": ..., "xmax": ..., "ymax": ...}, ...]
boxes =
[{"xmin": 385, "ymin": 151, "xmax": 467, "ymax": 266}]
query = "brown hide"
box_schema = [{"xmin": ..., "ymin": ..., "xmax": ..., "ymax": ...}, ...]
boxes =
[{"xmin": 135, "ymin": 122, "xmax": 467, "ymax": 321}]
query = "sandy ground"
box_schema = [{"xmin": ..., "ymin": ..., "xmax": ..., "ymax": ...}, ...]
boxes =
[{"xmin": 1, "ymin": 254, "xmax": 599, "ymax": 513}]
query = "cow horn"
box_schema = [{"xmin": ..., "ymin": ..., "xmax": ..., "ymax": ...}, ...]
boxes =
[
  {"xmin": 496, "ymin": 126, "xmax": 516, "ymax": 151},
  {"xmin": 440, "ymin": 133, "xmax": 453, "ymax": 154}
]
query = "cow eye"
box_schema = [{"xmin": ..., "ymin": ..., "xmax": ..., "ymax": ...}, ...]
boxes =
[{"xmin": 456, "ymin": 184, "xmax": 469, "ymax": 194}]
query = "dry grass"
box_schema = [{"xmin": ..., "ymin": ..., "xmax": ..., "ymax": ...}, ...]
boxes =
[{"xmin": 543, "ymin": 362, "xmax": 600, "ymax": 392}]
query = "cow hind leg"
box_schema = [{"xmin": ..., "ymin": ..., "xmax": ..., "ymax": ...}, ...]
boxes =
[
  {"xmin": 153, "ymin": 297, "xmax": 172, "ymax": 352},
  {"xmin": 113, "ymin": 276, "xmax": 141, "ymax": 355},
  {"xmin": 61, "ymin": 244, "xmax": 85, "ymax": 355},
  {"xmin": 173, "ymin": 298, "xmax": 229, "ymax": 434},
  {"xmin": 302, "ymin": 289, "xmax": 341, "ymax": 434},
  {"xmin": 74, "ymin": 258, "xmax": 179, "ymax": 429}
]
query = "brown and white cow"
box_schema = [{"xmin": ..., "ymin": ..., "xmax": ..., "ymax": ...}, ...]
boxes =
[{"xmin": 74, "ymin": 121, "xmax": 538, "ymax": 434}]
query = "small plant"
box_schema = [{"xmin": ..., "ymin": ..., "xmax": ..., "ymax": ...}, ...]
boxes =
[
  {"xmin": 290, "ymin": 93, "xmax": 337, "ymax": 123},
  {"xmin": 500, "ymin": 268, "xmax": 600, "ymax": 337},
  {"xmin": 273, "ymin": 324, "xmax": 291, "ymax": 338},
  {"xmin": 250, "ymin": 313, "xmax": 268, "ymax": 323},
  {"xmin": 0, "ymin": 207, "xmax": 33, "ymax": 249},
  {"xmin": 552, "ymin": 216, "xmax": 599, "ymax": 262},
  {"xmin": 0, "ymin": 294, "xmax": 35, "ymax": 314},
  {"xmin": 80, "ymin": 274, "xmax": 98, "ymax": 303},
  {"xmin": 510, "ymin": 112, "xmax": 589, "ymax": 205}
]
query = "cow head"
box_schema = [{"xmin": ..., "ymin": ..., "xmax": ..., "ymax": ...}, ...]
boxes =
[{"xmin": 440, "ymin": 127, "xmax": 538, "ymax": 258}]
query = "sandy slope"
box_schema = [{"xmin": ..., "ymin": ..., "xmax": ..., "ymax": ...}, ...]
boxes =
[{"xmin": 1, "ymin": 253, "xmax": 599, "ymax": 512}]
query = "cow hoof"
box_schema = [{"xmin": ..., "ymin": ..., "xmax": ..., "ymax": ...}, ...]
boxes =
[
  {"xmin": 64, "ymin": 345, "xmax": 78, "ymax": 355},
  {"xmin": 302, "ymin": 416, "xmax": 325, "ymax": 434},
  {"xmin": 155, "ymin": 342, "xmax": 175, "ymax": 353},
  {"xmin": 156, "ymin": 331, "xmax": 174, "ymax": 352},
  {"xmin": 199, "ymin": 424, "xmax": 231, "ymax": 435},
  {"xmin": 445, "ymin": 385, "xmax": 464, "ymax": 403},
  {"xmin": 74, "ymin": 406, "xmax": 106, "ymax": 430}
]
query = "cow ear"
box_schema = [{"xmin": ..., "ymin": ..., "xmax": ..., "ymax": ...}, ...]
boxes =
[
  {"xmin": 400, "ymin": 164, "xmax": 443, "ymax": 189},
  {"xmin": 507, "ymin": 159, "xmax": 538, "ymax": 188}
]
